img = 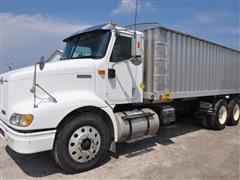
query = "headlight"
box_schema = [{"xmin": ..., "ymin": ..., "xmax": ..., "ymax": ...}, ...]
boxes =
[{"xmin": 9, "ymin": 113, "xmax": 34, "ymax": 127}]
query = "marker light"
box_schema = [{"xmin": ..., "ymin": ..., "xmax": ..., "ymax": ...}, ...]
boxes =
[
  {"xmin": 10, "ymin": 113, "xmax": 34, "ymax": 127},
  {"xmin": 137, "ymin": 41, "xmax": 141, "ymax": 48},
  {"xmin": 98, "ymin": 69, "xmax": 105, "ymax": 75}
]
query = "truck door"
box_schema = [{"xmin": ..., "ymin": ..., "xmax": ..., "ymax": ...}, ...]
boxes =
[{"xmin": 107, "ymin": 33, "xmax": 139, "ymax": 104}]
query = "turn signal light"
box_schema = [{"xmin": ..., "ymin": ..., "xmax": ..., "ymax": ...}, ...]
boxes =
[
  {"xmin": 25, "ymin": 114, "xmax": 34, "ymax": 125},
  {"xmin": 98, "ymin": 69, "xmax": 105, "ymax": 75}
]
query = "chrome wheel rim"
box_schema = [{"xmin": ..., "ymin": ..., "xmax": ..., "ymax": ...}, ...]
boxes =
[
  {"xmin": 68, "ymin": 126, "xmax": 101, "ymax": 163},
  {"xmin": 218, "ymin": 106, "xmax": 227, "ymax": 125},
  {"xmin": 233, "ymin": 104, "xmax": 240, "ymax": 121}
]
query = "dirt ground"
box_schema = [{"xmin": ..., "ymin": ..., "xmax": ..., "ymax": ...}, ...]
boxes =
[{"xmin": 1, "ymin": 119, "xmax": 240, "ymax": 180}]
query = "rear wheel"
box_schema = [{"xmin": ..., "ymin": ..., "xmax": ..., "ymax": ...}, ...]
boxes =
[
  {"xmin": 227, "ymin": 99, "xmax": 240, "ymax": 126},
  {"xmin": 53, "ymin": 114, "xmax": 110, "ymax": 173},
  {"xmin": 208, "ymin": 99, "xmax": 228, "ymax": 130}
]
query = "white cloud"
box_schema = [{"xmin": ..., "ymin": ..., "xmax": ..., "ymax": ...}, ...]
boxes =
[
  {"xmin": 169, "ymin": 11, "xmax": 239, "ymax": 50},
  {"xmin": 112, "ymin": 0, "xmax": 137, "ymax": 15},
  {"xmin": 112, "ymin": 0, "xmax": 154, "ymax": 15},
  {"xmin": 196, "ymin": 12, "xmax": 229, "ymax": 24},
  {"xmin": 215, "ymin": 27, "xmax": 240, "ymax": 35},
  {"xmin": 0, "ymin": 12, "xmax": 89, "ymax": 71}
]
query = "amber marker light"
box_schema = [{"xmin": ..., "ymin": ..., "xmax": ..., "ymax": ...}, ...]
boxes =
[
  {"xmin": 98, "ymin": 69, "xmax": 105, "ymax": 75},
  {"xmin": 24, "ymin": 114, "xmax": 34, "ymax": 126}
]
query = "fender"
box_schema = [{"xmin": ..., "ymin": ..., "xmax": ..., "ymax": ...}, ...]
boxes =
[
  {"xmin": 11, "ymin": 90, "xmax": 119, "ymax": 141},
  {"xmin": 100, "ymin": 105, "xmax": 119, "ymax": 142}
]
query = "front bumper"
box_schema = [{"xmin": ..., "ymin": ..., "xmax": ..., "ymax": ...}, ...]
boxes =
[{"xmin": 0, "ymin": 120, "xmax": 56, "ymax": 154}]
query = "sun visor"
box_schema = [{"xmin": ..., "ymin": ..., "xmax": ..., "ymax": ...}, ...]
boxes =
[{"xmin": 63, "ymin": 23, "xmax": 113, "ymax": 42}]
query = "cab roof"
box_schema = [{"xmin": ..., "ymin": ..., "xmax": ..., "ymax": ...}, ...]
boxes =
[{"xmin": 63, "ymin": 23, "xmax": 114, "ymax": 42}]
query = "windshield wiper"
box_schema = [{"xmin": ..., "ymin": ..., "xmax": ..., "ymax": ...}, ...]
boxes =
[{"xmin": 76, "ymin": 56, "xmax": 95, "ymax": 59}]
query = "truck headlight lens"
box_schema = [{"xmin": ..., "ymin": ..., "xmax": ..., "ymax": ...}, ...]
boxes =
[{"xmin": 9, "ymin": 113, "xmax": 34, "ymax": 127}]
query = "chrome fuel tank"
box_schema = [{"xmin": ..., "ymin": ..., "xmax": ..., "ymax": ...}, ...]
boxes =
[{"xmin": 115, "ymin": 108, "xmax": 159, "ymax": 142}]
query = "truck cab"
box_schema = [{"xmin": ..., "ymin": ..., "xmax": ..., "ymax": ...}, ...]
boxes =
[{"xmin": 61, "ymin": 23, "xmax": 144, "ymax": 104}]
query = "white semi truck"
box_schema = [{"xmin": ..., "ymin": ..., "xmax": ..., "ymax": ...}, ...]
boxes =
[{"xmin": 0, "ymin": 23, "xmax": 239, "ymax": 173}]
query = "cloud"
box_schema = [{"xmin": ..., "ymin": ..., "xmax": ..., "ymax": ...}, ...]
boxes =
[
  {"xmin": 112, "ymin": 0, "xmax": 137, "ymax": 15},
  {"xmin": 215, "ymin": 27, "xmax": 240, "ymax": 35},
  {"xmin": 0, "ymin": 12, "xmax": 89, "ymax": 72},
  {"xmin": 196, "ymin": 12, "xmax": 229, "ymax": 24},
  {"xmin": 169, "ymin": 11, "xmax": 239, "ymax": 50},
  {"xmin": 172, "ymin": 11, "xmax": 239, "ymax": 36},
  {"xmin": 112, "ymin": 0, "xmax": 154, "ymax": 15}
]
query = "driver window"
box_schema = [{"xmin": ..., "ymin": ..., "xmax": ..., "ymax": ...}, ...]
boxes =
[
  {"xmin": 110, "ymin": 36, "xmax": 132, "ymax": 62},
  {"xmin": 72, "ymin": 46, "xmax": 92, "ymax": 58}
]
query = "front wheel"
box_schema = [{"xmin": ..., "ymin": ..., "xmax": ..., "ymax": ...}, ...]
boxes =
[{"xmin": 53, "ymin": 114, "xmax": 110, "ymax": 173}]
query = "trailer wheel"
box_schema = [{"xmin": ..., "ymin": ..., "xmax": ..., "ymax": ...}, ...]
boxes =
[
  {"xmin": 227, "ymin": 99, "xmax": 240, "ymax": 126},
  {"xmin": 53, "ymin": 114, "xmax": 110, "ymax": 173},
  {"xmin": 208, "ymin": 99, "xmax": 228, "ymax": 130}
]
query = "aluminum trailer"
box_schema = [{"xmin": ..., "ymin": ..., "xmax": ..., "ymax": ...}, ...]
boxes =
[{"xmin": 142, "ymin": 26, "xmax": 240, "ymax": 101}]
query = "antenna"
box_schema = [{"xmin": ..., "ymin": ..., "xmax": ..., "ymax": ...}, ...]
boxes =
[
  {"xmin": 133, "ymin": 0, "xmax": 139, "ymax": 57},
  {"xmin": 134, "ymin": 0, "xmax": 138, "ymax": 33}
]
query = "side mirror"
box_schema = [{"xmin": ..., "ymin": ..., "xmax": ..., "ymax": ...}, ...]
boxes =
[
  {"xmin": 131, "ymin": 32, "xmax": 143, "ymax": 66},
  {"xmin": 39, "ymin": 56, "xmax": 45, "ymax": 71}
]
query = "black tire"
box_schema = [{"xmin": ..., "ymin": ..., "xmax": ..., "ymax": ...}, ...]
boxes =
[
  {"xmin": 53, "ymin": 114, "xmax": 110, "ymax": 173},
  {"xmin": 207, "ymin": 99, "xmax": 228, "ymax": 130},
  {"xmin": 227, "ymin": 99, "xmax": 240, "ymax": 126}
]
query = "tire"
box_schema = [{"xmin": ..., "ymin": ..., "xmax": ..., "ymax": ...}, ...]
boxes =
[
  {"xmin": 227, "ymin": 99, "xmax": 240, "ymax": 126},
  {"xmin": 207, "ymin": 99, "xmax": 228, "ymax": 130},
  {"xmin": 53, "ymin": 114, "xmax": 110, "ymax": 173}
]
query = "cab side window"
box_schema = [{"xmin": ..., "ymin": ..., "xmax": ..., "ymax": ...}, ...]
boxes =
[{"xmin": 110, "ymin": 36, "xmax": 132, "ymax": 62}]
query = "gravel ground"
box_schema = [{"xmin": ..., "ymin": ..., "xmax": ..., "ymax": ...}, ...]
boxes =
[{"xmin": 1, "ymin": 119, "xmax": 240, "ymax": 180}]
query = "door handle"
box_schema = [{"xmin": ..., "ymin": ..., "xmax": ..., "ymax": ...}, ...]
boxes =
[{"xmin": 108, "ymin": 68, "xmax": 116, "ymax": 78}]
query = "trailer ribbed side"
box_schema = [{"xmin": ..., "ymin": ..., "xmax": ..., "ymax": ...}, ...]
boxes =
[{"xmin": 143, "ymin": 27, "xmax": 240, "ymax": 100}]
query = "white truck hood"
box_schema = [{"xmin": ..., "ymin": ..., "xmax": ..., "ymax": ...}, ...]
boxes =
[
  {"xmin": 0, "ymin": 59, "xmax": 97, "ymax": 127},
  {"xmin": 2, "ymin": 59, "xmax": 96, "ymax": 82}
]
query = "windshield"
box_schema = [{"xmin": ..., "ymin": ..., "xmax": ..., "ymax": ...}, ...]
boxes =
[{"xmin": 61, "ymin": 30, "xmax": 111, "ymax": 60}]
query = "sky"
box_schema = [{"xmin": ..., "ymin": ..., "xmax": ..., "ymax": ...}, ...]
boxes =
[{"xmin": 0, "ymin": 0, "xmax": 239, "ymax": 72}]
